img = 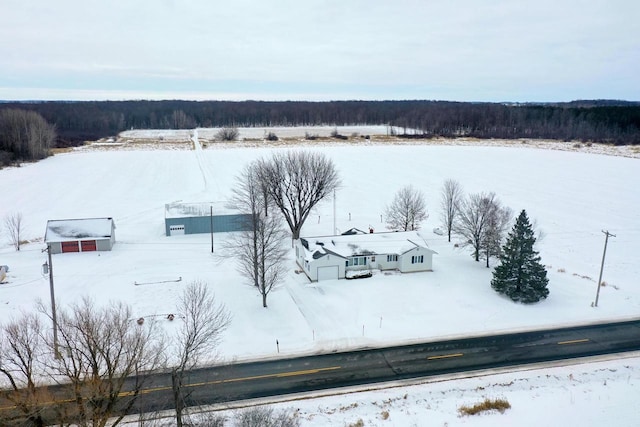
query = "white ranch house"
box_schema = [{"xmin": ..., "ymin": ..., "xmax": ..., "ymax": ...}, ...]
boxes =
[{"xmin": 296, "ymin": 229, "xmax": 437, "ymax": 282}]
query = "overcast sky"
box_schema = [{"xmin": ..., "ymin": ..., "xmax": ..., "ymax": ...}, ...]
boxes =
[{"xmin": 1, "ymin": 0, "xmax": 638, "ymax": 102}]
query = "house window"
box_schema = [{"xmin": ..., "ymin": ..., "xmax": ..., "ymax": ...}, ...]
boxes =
[
  {"xmin": 411, "ymin": 255, "xmax": 424, "ymax": 264},
  {"xmin": 348, "ymin": 256, "xmax": 366, "ymax": 266},
  {"xmin": 387, "ymin": 254, "xmax": 398, "ymax": 262}
]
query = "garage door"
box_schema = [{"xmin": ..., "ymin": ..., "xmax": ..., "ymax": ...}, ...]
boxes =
[
  {"xmin": 81, "ymin": 240, "xmax": 97, "ymax": 251},
  {"xmin": 169, "ymin": 225, "xmax": 185, "ymax": 236},
  {"xmin": 61, "ymin": 241, "xmax": 80, "ymax": 253},
  {"xmin": 317, "ymin": 266, "xmax": 339, "ymax": 281}
]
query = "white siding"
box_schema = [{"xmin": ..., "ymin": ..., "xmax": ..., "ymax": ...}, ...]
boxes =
[
  {"xmin": 376, "ymin": 254, "xmax": 400, "ymax": 271},
  {"xmin": 399, "ymin": 247, "xmax": 434, "ymax": 273}
]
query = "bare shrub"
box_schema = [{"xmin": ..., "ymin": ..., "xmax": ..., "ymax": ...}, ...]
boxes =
[
  {"xmin": 234, "ymin": 407, "xmax": 300, "ymax": 427},
  {"xmin": 197, "ymin": 412, "xmax": 227, "ymax": 427},
  {"xmin": 265, "ymin": 132, "xmax": 278, "ymax": 141},
  {"xmin": 458, "ymin": 398, "xmax": 511, "ymax": 416},
  {"xmin": 216, "ymin": 127, "xmax": 240, "ymax": 141},
  {"xmin": 330, "ymin": 127, "xmax": 348, "ymax": 140}
]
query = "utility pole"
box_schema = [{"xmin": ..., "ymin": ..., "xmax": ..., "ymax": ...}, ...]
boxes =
[
  {"xmin": 210, "ymin": 205, "xmax": 214, "ymax": 253},
  {"xmin": 44, "ymin": 244, "xmax": 60, "ymax": 357},
  {"xmin": 333, "ymin": 189, "xmax": 337, "ymax": 235},
  {"xmin": 594, "ymin": 230, "xmax": 615, "ymax": 307}
]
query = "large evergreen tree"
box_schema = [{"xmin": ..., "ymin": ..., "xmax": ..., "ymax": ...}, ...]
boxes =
[{"xmin": 491, "ymin": 210, "xmax": 549, "ymax": 303}]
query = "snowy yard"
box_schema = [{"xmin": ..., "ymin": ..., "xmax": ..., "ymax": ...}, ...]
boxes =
[{"xmin": 1, "ymin": 127, "xmax": 639, "ymax": 425}]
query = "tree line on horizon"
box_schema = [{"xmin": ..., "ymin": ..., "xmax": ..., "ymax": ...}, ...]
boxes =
[{"xmin": 1, "ymin": 99, "xmax": 639, "ymax": 147}]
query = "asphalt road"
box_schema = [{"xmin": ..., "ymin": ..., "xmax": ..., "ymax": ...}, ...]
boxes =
[
  {"xmin": 131, "ymin": 319, "xmax": 640, "ymax": 412},
  {"xmin": 2, "ymin": 319, "xmax": 640, "ymax": 423}
]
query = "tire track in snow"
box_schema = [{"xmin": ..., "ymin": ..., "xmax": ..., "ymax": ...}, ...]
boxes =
[
  {"xmin": 191, "ymin": 128, "xmax": 221, "ymax": 196},
  {"xmin": 284, "ymin": 279, "xmax": 358, "ymax": 351}
]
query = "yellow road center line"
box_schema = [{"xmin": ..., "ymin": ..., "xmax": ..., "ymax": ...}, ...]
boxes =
[
  {"xmin": 204, "ymin": 366, "xmax": 342, "ymax": 385},
  {"xmin": 1, "ymin": 366, "xmax": 344, "ymax": 411},
  {"xmin": 427, "ymin": 353, "xmax": 464, "ymax": 360},
  {"xmin": 557, "ymin": 338, "xmax": 590, "ymax": 345},
  {"xmin": 130, "ymin": 366, "xmax": 343, "ymax": 395}
]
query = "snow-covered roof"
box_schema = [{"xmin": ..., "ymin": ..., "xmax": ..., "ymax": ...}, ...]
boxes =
[
  {"xmin": 164, "ymin": 201, "xmax": 238, "ymax": 218},
  {"xmin": 45, "ymin": 218, "xmax": 114, "ymax": 242},
  {"xmin": 300, "ymin": 231, "xmax": 436, "ymax": 260}
]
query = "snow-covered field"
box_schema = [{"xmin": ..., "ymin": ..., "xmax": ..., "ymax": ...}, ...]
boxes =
[{"xmin": 1, "ymin": 127, "xmax": 639, "ymax": 425}]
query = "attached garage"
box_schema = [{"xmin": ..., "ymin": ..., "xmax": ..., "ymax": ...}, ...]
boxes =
[
  {"xmin": 45, "ymin": 218, "xmax": 116, "ymax": 254},
  {"xmin": 317, "ymin": 266, "xmax": 339, "ymax": 281}
]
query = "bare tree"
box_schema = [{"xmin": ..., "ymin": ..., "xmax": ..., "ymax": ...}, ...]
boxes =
[
  {"xmin": 171, "ymin": 110, "xmax": 195, "ymax": 129},
  {"xmin": 40, "ymin": 297, "xmax": 165, "ymax": 427},
  {"xmin": 253, "ymin": 213, "xmax": 289, "ymax": 308},
  {"xmin": 215, "ymin": 127, "xmax": 240, "ymax": 141},
  {"xmin": 384, "ymin": 185, "xmax": 428, "ymax": 231},
  {"xmin": 0, "ymin": 312, "xmax": 49, "ymax": 427},
  {"xmin": 226, "ymin": 163, "xmax": 289, "ymax": 307},
  {"xmin": 258, "ymin": 151, "xmax": 340, "ymax": 240},
  {"xmin": 481, "ymin": 203, "xmax": 513, "ymax": 268},
  {"xmin": 227, "ymin": 213, "xmax": 288, "ymax": 308},
  {"xmin": 453, "ymin": 192, "xmax": 505, "ymax": 263},
  {"xmin": 4, "ymin": 212, "xmax": 24, "ymax": 251},
  {"xmin": 440, "ymin": 179, "xmax": 463, "ymax": 242},
  {"xmin": 0, "ymin": 108, "xmax": 56, "ymax": 161},
  {"xmin": 171, "ymin": 281, "xmax": 230, "ymax": 427},
  {"xmin": 227, "ymin": 163, "xmax": 270, "ymax": 288}
]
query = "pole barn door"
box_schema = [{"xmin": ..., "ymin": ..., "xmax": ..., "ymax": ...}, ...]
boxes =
[
  {"xmin": 81, "ymin": 240, "xmax": 97, "ymax": 251},
  {"xmin": 61, "ymin": 241, "xmax": 80, "ymax": 253}
]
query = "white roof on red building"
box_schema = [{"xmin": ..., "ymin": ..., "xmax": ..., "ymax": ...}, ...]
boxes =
[{"xmin": 45, "ymin": 218, "xmax": 114, "ymax": 242}]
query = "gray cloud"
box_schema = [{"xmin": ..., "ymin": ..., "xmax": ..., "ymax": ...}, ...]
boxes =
[{"xmin": 1, "ymin": 0, "xmax": 638, "ymax": 101}]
